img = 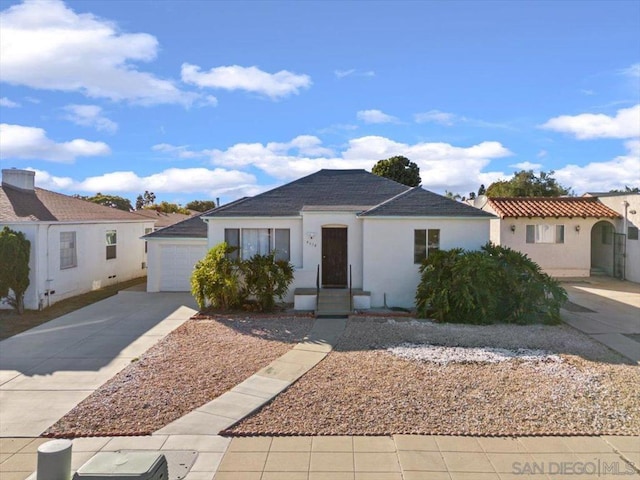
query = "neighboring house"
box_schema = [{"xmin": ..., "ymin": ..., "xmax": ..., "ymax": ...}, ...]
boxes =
[
  {"xmin": 145, "ymin": 169, "xmax": 494, "ymax": 309},
  {"xmin": 479, "ymin": 196, "xmax": 624, "ymax": 279},
  {"xmin": 0, "ymin": 169, "xmax": 154, "ymax": 310},
  {"xmin": 133, "ymin": 208, "xmax": 196, "ymax": 231},
  {"xmin": 584, "ymin": 192, "xmax": 640, "ymax": 283}
]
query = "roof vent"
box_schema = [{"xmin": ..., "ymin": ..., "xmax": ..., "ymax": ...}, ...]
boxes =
[{"xmin": 2, "ymin": 169, "xmax": 35, "ymax": 191}]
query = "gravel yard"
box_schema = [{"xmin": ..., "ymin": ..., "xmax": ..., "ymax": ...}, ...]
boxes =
[
  {"xmin": 44, "ymin": 315, "xmax": 313, "ymax": 437},
  {"xmin": 226, "ymin": 317, "xmax": 640, "ymax": 436}
]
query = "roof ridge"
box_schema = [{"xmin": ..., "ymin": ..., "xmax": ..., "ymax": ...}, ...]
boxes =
[{"xmin": 359, "ymin": 185, "xmax": 417, "ymax": 216}]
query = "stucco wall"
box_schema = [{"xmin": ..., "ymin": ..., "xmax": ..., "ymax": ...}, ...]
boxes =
[
  {"xmin": 361, "ymin": 217, "xmax": 491, "ymax": 308},
  {"xmin": 596, "ymin": 194, "xmax": 640, "ymax": 283},
  {"xmin": 1, "ymin": 221, "xmax": 152, "ymax": 310},
  {"xmin": 493, "ymin": 217, "xmax": 609, "ymax": 277}
]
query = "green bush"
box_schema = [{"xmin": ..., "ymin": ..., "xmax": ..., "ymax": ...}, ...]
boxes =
[
  {"xmin": 190, "ymin": 243, "xmax": 295, "ymax": 312},
  {"xmin": 415, "ymin": 243, "xmax": 567, "ymax": 325},
  {"xmin": 190, "ymin": 242, "xmax": 244, "ymax": 310},
  {"xmin": 242, "ymin": 253, "xmax": 294, "ymax": 312},
  {"xmin": 0, "ymin": 226, "xmax": 31, "ymax": 314}
]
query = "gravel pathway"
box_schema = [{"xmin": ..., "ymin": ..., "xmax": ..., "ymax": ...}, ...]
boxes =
[
  {"xmin": 226, "ymin": 317, "xmax": 640, "ymax": 436},
  {"xmin": 44, "ymin": 316, "xmax": 312, "ymax": 437}
]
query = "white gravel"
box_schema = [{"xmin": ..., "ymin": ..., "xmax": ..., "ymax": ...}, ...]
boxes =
[{"xmin": 388, "ymin": 343, "xmax": 563, "ymax": 365}]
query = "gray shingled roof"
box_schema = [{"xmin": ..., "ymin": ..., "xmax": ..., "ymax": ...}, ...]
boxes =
[
  {"xmin": 0, "ymin": 185, "xmax": 149, "ymax": 223},
  {"xmin": 360, "ymin": 187, "xmax": 496, "ymax": 217},
  {"xmin": 204, "ymin": 169, "xmax": 410, "ymax": 217},
  {"xmin": 143, "ymin": 211, "xmax": 210, "ymax": 239}
]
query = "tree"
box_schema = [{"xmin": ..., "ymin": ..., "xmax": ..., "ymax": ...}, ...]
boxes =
[
  {"xmin": 372, "ymin": 156, "xmax": 421, "ymax": 187},
  {"xmin": 486, "ymin": 170, "xmax": 570, "ymax": 197},
  {"xmin": 144, "ymin": 201, "xmax": 191, "ymax": 215},
  {"xmin": 77, "ymin": 193, "xmax": 133, "ymax": 211},
  {"xmin": 186, "ymin": 200, "xmax": 217, "ymax": 212},
  {"xmin": 477, "ymin": 184, "xmax": 486, "ymax": 196},
  {"xmin": 609, "ymin": 186, "xmax": 640, "ymax": 194},
  {"xmin": 444, "ymin": 190, "xmax": 461, "ymax": 201},
  {"xmin": 0, "ymin": 227, "xmax": 31, "ymax": 314},
  {"xmin": 136, "ymin": 191, "xmax": 156, "ymax": 210}
]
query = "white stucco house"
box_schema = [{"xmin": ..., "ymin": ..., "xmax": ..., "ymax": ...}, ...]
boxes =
[
  {"xmin": 478, "ymin": 196, "xmax": 633, "ymax": 279},
  {"xmin": 145, "ymin": 169, "xmax": 494, "ymax": 310},
  {"xmin": 0, "ymin": 169, "xmax": 154, "ymax": 310}
]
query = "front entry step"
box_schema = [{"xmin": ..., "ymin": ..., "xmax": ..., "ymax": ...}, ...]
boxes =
[{"xmin": 316, "ymin": 289, "xmax": 351, "ymax": 317}]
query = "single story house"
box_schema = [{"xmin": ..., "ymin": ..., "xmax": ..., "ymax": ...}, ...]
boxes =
[
  {"xmin": 145, "ymin": 169, "xmax": 494, "ymax": 309},
  {"xmin": 478, "ymin": 196, "xmax": 625, "ymax": 279},
  {"xmin": 0, "ymin": 169, "xmax": 154, "ymax": 310}
]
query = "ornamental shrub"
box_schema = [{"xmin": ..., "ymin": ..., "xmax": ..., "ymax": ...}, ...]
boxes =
[
  {"xmin": 415, "ymin": 243, "xmax": 567, "ymax": 325},
  {"xmin": 190, "ymin": 242, "xmax": 244, "ymax": 310},
  {"xmin": 0, "ymin": 226, "xmax": 31, "ymax": 315},
  {"xmin": 242, "ymin": 253, "xmax": 294, "ymax": 312}
]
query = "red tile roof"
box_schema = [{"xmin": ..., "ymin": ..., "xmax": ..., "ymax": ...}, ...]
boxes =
[
  {"xmin": 487, "ymin": 197, "xmax": 621, "ymax": 219},
  {"xmin": 0, "ymin": 185, "xmax": 150, "ymax": 223}
]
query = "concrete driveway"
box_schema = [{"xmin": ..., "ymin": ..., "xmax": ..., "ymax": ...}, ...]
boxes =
[
  {"xmin": 0, "ymin": 290, "xmax": 197, "ymax": 437},
  {"xmin": 561, "ymin": 277, "xmax": 640, "ymax": 363}
]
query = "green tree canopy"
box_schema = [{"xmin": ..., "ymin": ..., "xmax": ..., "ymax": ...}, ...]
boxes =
[
  {"xmin": 372, "ymin": 156, "xmax": 421, "ymax": 187},
  {"xmin": 144, "ymin": 201, "xmax": 191, "ymax": 215},
  {"xmin": 135, "ymin": 191, "xmax": 156, "ymax": 210},
  {"xmin": 0, "ymin": 227, "xmax": 31, "ymax": 314},
  {"xmin": 76, "ymin": 193, "xmax": 133, "ymax": 211},
  {"xmin": 185, "ymin": 200, "xmax": 217, "ymax": 212},
  {"xmin": 486, "ymin": 170, "xmax": 571, "ymax": 197}
]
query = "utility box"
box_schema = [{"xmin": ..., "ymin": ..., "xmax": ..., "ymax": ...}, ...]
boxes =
[{"xmin": 73, "ymin": 452, "xmax": 168, "ymax": 480}]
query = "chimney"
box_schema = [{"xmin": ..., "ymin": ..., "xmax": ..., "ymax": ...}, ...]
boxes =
[{"xmin": 2, "ymin": 169, "xmax": 35, "ymax": 191}]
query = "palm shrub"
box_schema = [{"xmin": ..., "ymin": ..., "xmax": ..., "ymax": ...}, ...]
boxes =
[
  {"xmin": 242, "ymin": 253, "xmax": 294, "ymax": 312},
  {"xmin": 190, "ymin": 242, "xmax": 244, "ymax": 310},
  {"xmin": 415, "ymin": 243, "xmax": 567, "ymax": 325}
]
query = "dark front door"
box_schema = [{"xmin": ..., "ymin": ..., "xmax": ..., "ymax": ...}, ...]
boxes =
[{"xmin": 322, "ymin": 227, "xmax": 348, "ymax": 287}]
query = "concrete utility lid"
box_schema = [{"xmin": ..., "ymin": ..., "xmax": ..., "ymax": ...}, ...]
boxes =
[{"xmin": 74, "ymin": 452, "xmax": 167, "ymax": 479}]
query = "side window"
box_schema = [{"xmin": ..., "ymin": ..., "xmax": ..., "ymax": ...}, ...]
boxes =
[
  {"xmin": 106, "ymin": 230, "xmax": 117, "ymax": 260},
  {"xmin": 629, "ymin": 226, "xmax": 639, "ymax": 241},
  {"xmin": 414, "ymin": 229, "xmax": 426, "ymax": 264},
  {"xmin": 60, "ymin": 231, "xmax": 77, "ymax": 269}
]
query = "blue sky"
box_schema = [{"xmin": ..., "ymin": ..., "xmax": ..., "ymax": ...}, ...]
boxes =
[{"xmin": 1, "ymin": 0, "xmax": 639, "ymax": 206}]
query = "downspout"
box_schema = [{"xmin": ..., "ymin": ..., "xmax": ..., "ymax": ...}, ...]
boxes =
[
  {"xmin": 46, "ymin": 224, "xmax": 53, "ymax": 308},
  {"xmin": 622, "ymin": 201, "xmax": 629, "ymax": 280}
]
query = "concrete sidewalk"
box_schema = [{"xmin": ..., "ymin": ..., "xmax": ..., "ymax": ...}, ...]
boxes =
[
  {"xmin": 2, "ymin": 434, "xmax": 638, "ymax": 480},
  {"xmin": 561, "ymin": 277, "xmax": 640, "ymax": 363},
  {"xmin": 0, "ymin": 291, "xmax": 197, "ymax": 437}
]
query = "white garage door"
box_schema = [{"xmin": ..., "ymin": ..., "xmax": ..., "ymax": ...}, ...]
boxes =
[{"xmin": 159, "ymin": 244, "xmax": 207, "ymax": 291}]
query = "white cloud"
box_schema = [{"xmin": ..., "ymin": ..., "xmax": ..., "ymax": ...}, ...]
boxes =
[
  {"xmin": 0, "ymin": 123, "xmax": 110, "ymax": 163},
  {"xmin": 620, "ymin": 63, "xmax": 640, "ymax": 78},
  {"xmin": 537, "ymin": 150, "xmax": 548, "ymax": 158},
  {"xmin": 28, "ymin": 166, "xmax": 258, "ymax": 199},
  {"xmin": 357, "ymin": 109, "xmax": 398, "ymax": 124},
  {"xmin": 63, "ymin": 104, "xmax": 118, "ymax": 133},
  {"xmin": 152, "ymin": 143, "xmax": 203, "ymax": 159},
  {"xmin": 509, "ymin": 161, "xmax": 543, "ymax": 170},
  {"xmin": 0, "ymin": 97, "xmax": 20, "ymax": 107},
  {"xmin": 0, "ymin": 0, "xmax": 196, "ymax": 105},
  {"xmin": 540, "ymin": 104, "xmax": 640, "ymax": 139},
  {"xmin": 414, "ymin": 110, "xmax": 457, "ymax": 126},
  {"xmin": 580, "ymin": 89, "xmax": 595, "ymax": 96},
  {"xmin": 181, "ymin": 63, "xmax": 311, "ymax": 100},
  {"xmin": 334, "ymin": 69, "xmax": 375, "ymax": 79},
  {"xmin": 554, "ymin": 141, "xmax": 640, "ymax": 193}
]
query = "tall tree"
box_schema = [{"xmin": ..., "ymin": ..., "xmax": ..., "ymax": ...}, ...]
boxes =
[
  {"xmin": 486, "ymin": 170, "xmax": 571, "ymax": 197},
  {"xmin": 372, "ymin": 156, "xmax": 421, "ymax": 187},
  {"xmin": 145, "ymin": 201, "xmax": 191, "ymax": 215},
  {"xmin": 0, "ymin": 227, "xmax": 31, "ymax": 314},
  {"xmin": 185, "ymin": 200, "xmax": 217, "ymax": 212},
  {"xmin": 135, "ymin": 195, "xmax": 144, "ymax": 210},
  {"xmin": 76, "ymin": 193, "xmax": 133, "ymax": 211}
]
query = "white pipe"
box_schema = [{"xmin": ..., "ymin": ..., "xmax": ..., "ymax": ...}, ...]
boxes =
[{"xmin": 36, "ymin": 439, "xmax": 72, "ymax": 480}]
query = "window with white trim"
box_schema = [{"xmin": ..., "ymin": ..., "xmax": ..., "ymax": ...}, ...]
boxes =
[
  {"xmin": 526, "ymin": 224, "xmax": 564, "ymax": 244},
  {"xmin": 224, "ymin": 228, "xmax": 290, "ymax": 261},
  {"xmin": 106, "ymin": 230, "xmax": 117, "ymax": 259},
  {"xmin": 60, "ymin": 231, "xmax": 77, "ymax": 269}
]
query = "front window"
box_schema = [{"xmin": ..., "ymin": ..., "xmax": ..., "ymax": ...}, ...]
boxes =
[
  {"xmin": 224, "ymin": 228, "xmax": 291, "ymax": 261},
  {"xmin": 526, "ymin": 224, "xmax": 564, "ymax": 244},
  {"xmin": 60, "ymin": 231, "xmax": 77, "ymax": 269},
  {"xmin": 106, "ymin": 230, "xmax": 117, "ymax": 259}
]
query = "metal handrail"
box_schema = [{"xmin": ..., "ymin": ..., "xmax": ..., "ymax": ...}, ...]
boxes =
[
  {"xmin": 316, "ymin": 264, "xmax": 320, "ymax": 311},
  {"xmin": 349, "ymin": 264, "xmax": 353, "ymax": 312}
]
